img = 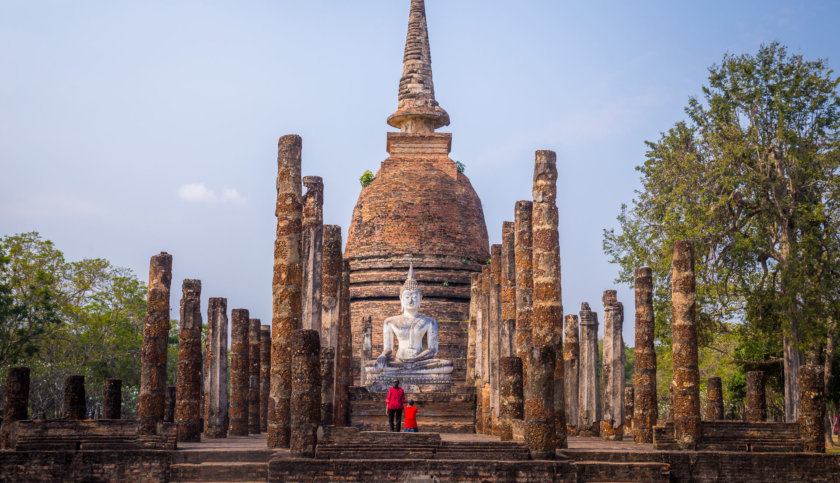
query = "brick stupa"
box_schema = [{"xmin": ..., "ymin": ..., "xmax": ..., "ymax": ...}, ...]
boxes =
[{"xmin": 345, "ymin": 0, "xmax": 489, "ymax": 387}]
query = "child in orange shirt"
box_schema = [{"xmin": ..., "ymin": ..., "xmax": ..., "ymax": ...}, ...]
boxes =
[{"xmin": 404, "ymin": 400, "xmax": 418, "ymax": 432}]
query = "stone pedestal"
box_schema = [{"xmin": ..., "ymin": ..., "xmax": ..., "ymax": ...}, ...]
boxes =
[{"xmin": 365, "ymin": 368, "xmax": 453, "ymax": 393}]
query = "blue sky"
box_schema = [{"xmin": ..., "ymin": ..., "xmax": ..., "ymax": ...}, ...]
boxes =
[{"xmin": 2, "ymin": 1, "xmax": 839, "ymax": 344}]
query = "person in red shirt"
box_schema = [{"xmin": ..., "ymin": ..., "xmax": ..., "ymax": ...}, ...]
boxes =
[
  {"xmin": 386, "ymin": 379, "xmax": 405, "ymax": 432},
  {"xmin": 404, "ymin": 400, "xmax": 418, "ymax": 432}
]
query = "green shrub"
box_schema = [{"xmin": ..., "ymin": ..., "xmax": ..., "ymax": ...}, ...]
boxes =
[{"xmin": 359, "ymin": 170, "xmax": 374, "ymax": 187}]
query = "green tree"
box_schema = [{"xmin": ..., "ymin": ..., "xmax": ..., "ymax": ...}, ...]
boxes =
[{"xmin": 603, "ymin": 43, "xmax": 840, "ymax": 422}]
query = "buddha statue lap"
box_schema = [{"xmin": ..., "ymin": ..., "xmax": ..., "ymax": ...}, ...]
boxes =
[{"xmin": 364, "ymin": 265, "xmax": 453, "ymax": 392}]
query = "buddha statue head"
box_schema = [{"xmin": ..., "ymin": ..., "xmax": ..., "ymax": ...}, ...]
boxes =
[{"xmin": 401, "ymin": 264, "xmax": 421, "ymax": 315}]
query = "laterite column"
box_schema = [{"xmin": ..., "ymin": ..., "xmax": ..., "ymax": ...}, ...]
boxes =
[
  {"xmin": 320, "ymin": 347, "xmax": 335, "ymax": 426},
  {"xmin": 175, "ymin": 279, "xmax": 203, "ymax": 442},
  {"xmin": 164, "ymin": 386, "xmax": 175, "ymax": 422},
  {"xmin": 302, "ymin": 176, "xmax": 323, "ymax": 335},
  {"xmin": 62, "ymin": 375, "xmax": 86, "ymax": 419},
  {"xmin": 500, "ymin": 356, "xmax": 524, "ymax": 442},
  {"xmin": 103, "ymin": 378, "xmax": 121, "ymax": 419},
  {"xmin": 269, "ymin": 134, "xmax": 303, "ymax": 448},
  {"xmin": 321, "ymin": 225, "xmax": 342, "ymax": 348},
  {"xmin": 705, "ymin": 377, "xmax": 724, "ymax": 421},
  {"xmin": 334, "ymin": 259, "xmax": 352, "ymax": 426},
  {"xmin": 230, "ymin": 308, "xmax": 250, "ymax": 436},
  {"xmin": 467, "ymin": 272, "xmax": 479, "ymax": 384},
  {"xmin": 671, "ymin": 239, "xmax": 701, "ymax": 450},
  {"xmin": 515, "ymin": 200, "xmax": 534, "ymax": 386},
  {"xmin": 798, "ymin": 365, "xmax": 825, "ymax": 453},
  {"xmin": 489, "ymin": 243, "xmax": 502, "ymax": 433},
  {"xmin": 501, "ymin": 221, "xmax": 516, "ymax": 357},
  {"xmin": 525, "ymin": 345, "xmax": 556, "ymax": 459},
  {"xmin": 601, "ymin": 290, "xmax": 625, "ymax": 440},
  {"xmin": 260, "ymin": 325, "xmax": 271, "ymax": 432},
  {"xmin": 249, "ymin": 318, "xmax": 262, "ymax": 434},
  {"xmin": 564, "ymin": 315, "xmax": 579, "ymax": 435},
  {"xmin": 633, "ymin": 267, "xmax": 657, "ymax": 443},
  {"xmin": 290, "ymin": 329, "xmax": 321, "ymax": 458},
  {"xmin": 204, "ymin": 297, "xmax": 228, "ymax": 438},
  {"xmin": 139, "ymin": 252, "xmax": 172, "ymax": 434},
  {"xmin": 578, "ymin": 303, "xmax": 601, "ymax": 436},
  {"xmin": 1, "ymin": 366, "xmax": 30, "ymax": 448},
  {"xmin": 624, "ymin": 387, "xmax": 634, "ymax": 432},
  {"xmin": 746, "ymin": 371, "xmax": 767, "ymax": 422}
]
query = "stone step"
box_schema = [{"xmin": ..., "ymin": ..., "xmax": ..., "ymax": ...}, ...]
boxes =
[
  {"xmin": 170, "ymin": 462, "xmax": 267, "ymax": 482},
  {"xmin": 172, "ymin": 449, "xmax": 276, "ymax": 464},
  {"xmin": 573, "ymin": 460, "xmax": 670, "ymax": 482}
]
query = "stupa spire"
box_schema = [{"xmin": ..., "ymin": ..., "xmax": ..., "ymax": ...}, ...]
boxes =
[{"xmin": 387, "ymin": 0, "xmax": 450, "ymax": 133}]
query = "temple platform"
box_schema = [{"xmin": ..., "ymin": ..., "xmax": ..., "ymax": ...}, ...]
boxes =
[{"xmin": 348, "ymin": 385, "xmax": 475, "ymax": 433}]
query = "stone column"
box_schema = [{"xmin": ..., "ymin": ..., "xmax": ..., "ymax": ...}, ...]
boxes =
[
  {"xmin": 320, "ymin": 347, "xmax": 335, "ymax": 426},
  {"xmin": 62, "ymin": 375, "xmax": 86, "ymax": 420},
  {"xmin": 705, "ymin": 377, "xmax": 724, "ymax": 421},
  {"xmin": 322, "ymin": 225, "xmax": 342, "ymax": 348},
  {"xmin": 633, "ymin": 267, "xmax": 657, "ymax": 443},
  {"xmin": 269, "ymin": 134, "xmax": 303, "ymax": 448},
  {"xmin": 515, "ymin": 200, "xmax": 534, "ymax": 386},
  {"xmin": 601, "ymin": 290, "xmax": 625, "ymax": 441},
  {"xmin": 175, "ymin": 279, "xmax": 203, "ymax": 442},
  {"xmin": 1, "ymin": 366, "xmax": 30, "ymax": 449},
  {"xmin": 481, "ymin": 265, "xmax": 491, "ymax": 385},
  {"xmin": 230, "ymin": 308, "xmax": 250, "ymax": 436},
  {"xmin": 578, "ymin": 303, "xmax": 601, "ymax": 436},
  {"xmin": 500, "ymin": 356, "xmax": 524, "ymax": 442},
  {"xmin": 249, "ymin": 318, "xmax": 262, "ymax": 434},
  {"xmin": 204, "ymin": 297, "xmax": 228, "ymax": 438},
  {"xmin": 798, "ymin": 365, "xmax": 825, "ymax": 453},
  {"xmin": 334, "ymin": 260, "xmax": 352, "ymax": 426},
  {"xmin": 501, "ymin": 222, "xmax": 516, "ymax": 358},
  {"xmin": 746, "ymin": 370, "xmax": 767, "ymax": 422},
  {"xmin": 467, "ymin": 273, "xmax": 479, "ymax": 384},
  {"xmin": 525, "ymin": 345, "xmax": 556, "ymax": 459},
  {"xmin": 165, "ymin": 386, "xmax": 176, "ymax": 422},
  {"xmin": 489, "ymin": 243, "xmax": 502, "ymax": 433},
  {"xmin": 481, "ymin": 383, "xmax": 492, "ymax": 435},
  {"xmin": 103, "ymin": 378, "xmax": 121, "ymax": 419},
  {"xmin": 531, "ymin": 150, "xmax": 566, "ymax": 448},
  {"xmin": 302, "ymin": 176, "xmax": 323, "ymax": 335},
  {"xmin": 139, "ymin": 252, "xmax": 172, "ymax": 434},
  {"xmin": 624, "ymin": 387, "xmax": 634, "ymax": 432},
  {"xmin": 260, "ymin": 325, "xmax": 271, "ymax": 432},
  {"xmin": 564, "ymin": 315, "xmax": 579, "ymax": 435},
  {"xmin": 671, "ymin": 239, "xmax": 701, "ymax": 450},
  {"xmin": 361, "ymin": 315, "xmax": 372, "ymax": 386},
  {"xmin": 290, "ymin": 329, "xmax": 321, "ymax": 458}
]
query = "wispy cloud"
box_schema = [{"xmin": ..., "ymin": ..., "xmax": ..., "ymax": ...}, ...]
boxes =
[
  {"xmin": 177, "ymin": 183, "xmax": 245, "ymax": 204},
  {"xmin": 0, "ymin": 194, "xmax": 104, "ymax": 219}
]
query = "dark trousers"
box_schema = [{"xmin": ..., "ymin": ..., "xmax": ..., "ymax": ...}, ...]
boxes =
[{"xmin": 388, "ymin": 408, "xmax": 403, "ymax": 432}]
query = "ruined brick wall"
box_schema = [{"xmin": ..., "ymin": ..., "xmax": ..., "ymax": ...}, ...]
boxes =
[
  {"xmin": 0, "ymin": 450, "xmax": 170, "ymax": 482},
  {"xmin": 345, "ymin": 132, "xmax": 489, "ymax": 385}
]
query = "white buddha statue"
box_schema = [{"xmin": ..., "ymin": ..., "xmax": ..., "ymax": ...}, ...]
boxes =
[{"xmin": 364, "ymin": 265, "xmax": 453, "ymax": 392}]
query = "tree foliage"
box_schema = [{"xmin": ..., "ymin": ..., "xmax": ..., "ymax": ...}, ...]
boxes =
[{"xmin": 604, "ymin": 43, "xmax": 840, "ymax": 414}]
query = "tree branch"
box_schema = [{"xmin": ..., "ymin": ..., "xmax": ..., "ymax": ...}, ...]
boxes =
[{"xmin": 708, "ymin": 346, "xmax": 784, "ymax": 366}]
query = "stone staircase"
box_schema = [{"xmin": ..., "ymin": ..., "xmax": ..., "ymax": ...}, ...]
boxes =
[
  {"xmin": 653, "ymin": 420, "xmax": 804, "ymax": 452},
  {"xmin": 434, "ymin": 440, "xmax": 531, "ymax": 460},
  {"xmin": 170, "ymin": 448, "xmax": 274, "ymax": 482}
]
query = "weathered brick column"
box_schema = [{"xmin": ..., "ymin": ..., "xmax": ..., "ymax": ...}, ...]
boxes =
[
  {"xmin": 601, "ymin": 290, "xmax": 625, "ymax": 441},
  {"xmin": 564, "ymin": 315, "xmax": 579, "ymax": 435},
  {"xmin": 489, "ymin": 243, "xmax": 502, "ymax": 433},
  {"xmin": 1, "ymin": 366, "xmax": 30, "ymax": 448},
  {"xmin": 204, "ymin": 297, "xmax": 228, "ymax": 438},
  {"xmin": 705, "ymin": 377, "xmax": 724, "ymax": 421},
  {"xmin": 481, "ymin": 265, "xmax": 491, "ymax": 384},
  {"xmin": 260, "ymin": 325, "xmax": 271, "ymax": 432},
  {"xmin": 249, "ymin": 318, "xmax": 262, "ymax": 434},
  {"xmin": 798, "ymin": 365, "xmax": 825, "ymax": 453},
  {"xmin": 62, "ymin": 375, "xmax": 86, "ymax": 420},
  {"xmin": 165, "ymin": 386, "xmax": 175, "ymax": 423},
  {"xmin": 531, "ymin": 150, "xmax": 566, "ymax": 448},
  {"xmin": 138, "ymin": 252, "xmax": 172, "ymax": 434},
  {"xmin": 501, "ymin": 221, "xmax": 516, "ymax": 358},
  {"xmin": 671, "ymin": 239, "xmax": 701, "ymax": 450},
  {"xmin": 624, "ymin": 387, "xmax": 634, "ymax": 432},
  {"xmin": 334, "ymin": 260, "xmax": 352, "ymax": 426},
  {"xmin": 746, "ymin": 370, "xmax": 767, "ymax": 422},
  {"xmin": 322, "ymin": 225, "xmax": 342, "ymax": 348},
  {"xmin": 467, "ymin": 273, "xmax": 479, "ymax": 384},
  {"xmin": 230, "ymin": 308, "xmax": 250, "ymax": 436},
  {"xmin": 103, "ymin": 378, "xmax": 121, "ymax": 419},
  {"xmin": 525, "ymin": 345, "xmax": 556, "ymax": 459},
  {"xmin": 481, "ymin": 384, "xmax": 492, "ymax": 434},
  {"xmin": 514, "ymin": 200, "xmax": 534, "ymax": 386},
  {"xmin": 320, "ymin": 347, "xmax": 335, "ymax": 426},
  {"xmin": 302, "ymin": 176, "xmax": 323, "ymax": 335},
  {"xmin": 633, "ymin": 267, "xmax": 657, "ymax": 443},
  {"xmin": 175, "ymin": 279, "xmax": 202, "ymax": 442},
  {"xmin": 578, "ymin": 302, "xmax": 600, "ymax": 436},
  {"xmin": 500, "ymin": 356, "xmax": 524, "ymax": 441},
  {"xmin": 290, "ymin": 329, "xmax": 321, "ymax": 458},
  {"xmin": 269, "ymin": 134, "xmax": 303, "ymax": 448}
]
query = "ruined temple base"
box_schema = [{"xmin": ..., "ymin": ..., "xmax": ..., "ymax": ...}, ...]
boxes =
[{"xmin": 348, "ymin": 386, "xmax": 474, "ymax": 433}]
